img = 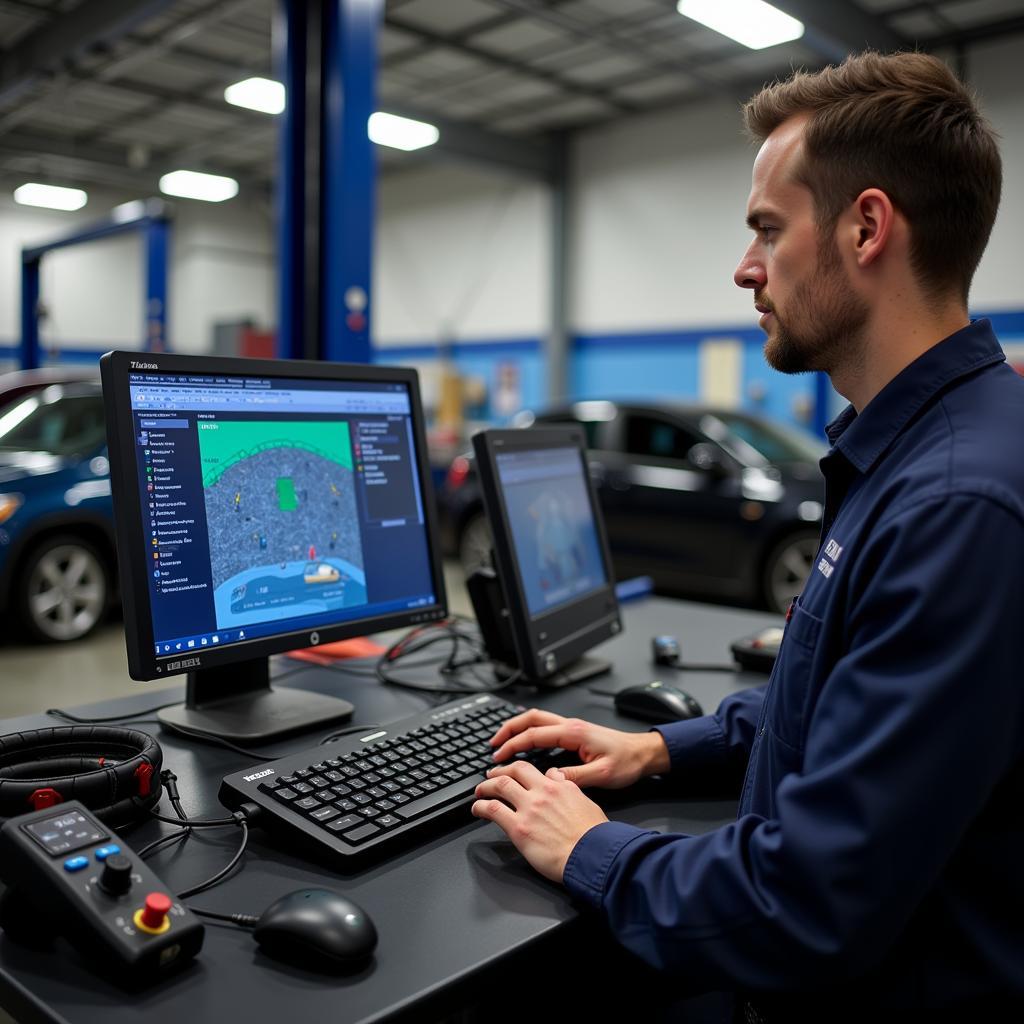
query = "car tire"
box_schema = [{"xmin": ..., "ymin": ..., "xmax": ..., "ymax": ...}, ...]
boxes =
[
  {"xmin": 761, "ymin": 529, "xmax": 820, "ymax": 613},
  {"xmin": 16, "ymin": 534, "xmax": 110, "ymax": 643},
  {"xmin": 458, "ymin": 512, "xmax": 493, "ymax": 577}
]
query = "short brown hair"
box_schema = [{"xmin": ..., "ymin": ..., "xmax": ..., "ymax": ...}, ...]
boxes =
[{"xmin": 744, "ymin": 51, "xmax": 1001, "ymax": 304}]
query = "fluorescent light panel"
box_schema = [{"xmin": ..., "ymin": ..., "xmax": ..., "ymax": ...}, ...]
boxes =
[
  {"xmin": 13, "ymin": 183, "xmax": 88, "ymax": 211},
  {"xmin": 676, "ymin": 0, "xmax": 804, "ymax": 50},
  {"xmin": 159, "ymin": 170, "xmax": 238, "ymax": 203},
  {"xmin": 224, "ymin": 77, "xmax": 285, "ymax": 115},
  {"xmin": 368, "ymin": 112, "xmax": 439, "ymax": 151}
]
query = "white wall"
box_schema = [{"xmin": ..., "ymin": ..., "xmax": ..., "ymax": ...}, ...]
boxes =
[
  {"xmin": 375, "ymin": 163, "xmax": 550, "ymax": 347},
  {"xmin": 0, "ymin": 189, "xmax": 274, "ymax": 357},
  {"xmin": 959, "ymin": 37, "xmax": 1024, "ymax": 313},
  {"xmin": 570, "ymin": 98, "xmax": 756, "ymax": 333}
]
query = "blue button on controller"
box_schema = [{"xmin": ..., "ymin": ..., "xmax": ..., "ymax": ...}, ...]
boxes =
[
  {"xmin": 94, "ymin": 845, "xmax": 121, "ymax": 861},
  {"xmin": 64, "ymin": 856, "xmax": 89, "ymax": 872}
]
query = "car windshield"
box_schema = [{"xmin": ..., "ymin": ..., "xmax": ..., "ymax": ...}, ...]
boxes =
[
  {"xmin": 0, "ymin": 391, "xmax": 106, "ymax": 455},
  {"xmin": 703, "ymin": 412, "xmax": 827, "ymax": 464}
]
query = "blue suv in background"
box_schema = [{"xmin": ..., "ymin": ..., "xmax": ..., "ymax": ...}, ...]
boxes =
[{"xmin": 0, "ymin": 380, "xmax": 116, "ymax": 642}]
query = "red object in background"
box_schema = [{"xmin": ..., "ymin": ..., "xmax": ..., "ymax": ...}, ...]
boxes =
[
  {"xmin": 446, "ymin": 456, "xmax": 471, "ymax": 491},
  {"xmin": 240, "ymin": 327, "xmax": 275, "ymax": 359},
  {"xmin": 309, "ymin": 545, "xmax": 316, "ymax": 559},
  {"xmin": 346, "ymin": 312, "xmax": 366, "ymax": 332}
]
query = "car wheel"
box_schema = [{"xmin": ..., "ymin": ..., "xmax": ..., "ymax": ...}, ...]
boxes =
[
  {"xmin": 17, "ymin": 535, "xmax": 109, "ymax": 642},
  {"xmin": 761, "ymin": 529, "xmax": 820, "ymax": 613},
  {"xmin": 458, "ymin": 513, "xmax": 493, "ymax": 576}
]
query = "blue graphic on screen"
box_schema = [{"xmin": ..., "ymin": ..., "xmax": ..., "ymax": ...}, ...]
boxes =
[{"xmin": 497, "ymin": 447, "xmax": 607, "ymax": 617}]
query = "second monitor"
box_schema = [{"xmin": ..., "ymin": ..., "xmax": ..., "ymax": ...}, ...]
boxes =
[{"xmin": 469, "ymin": 427, "xmax": 621, "ymax": 687}]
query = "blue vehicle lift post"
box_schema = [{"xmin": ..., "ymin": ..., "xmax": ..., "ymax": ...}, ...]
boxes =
[
  {"xmin": 276, "ymin": 0, "xmax": 382, "ymax": 365},
  {"xmin": 19, "ymin": 199, "xmax": 170, "ymax": 369}
]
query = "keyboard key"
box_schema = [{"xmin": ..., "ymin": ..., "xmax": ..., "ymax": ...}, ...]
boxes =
[
  {"xmin": 272, "ymin": 787, "xmax": 299, "ymax": 802},
  {"xmin": 376, "ymin": 815, "xmax": 401, "ymax": 829},
  {"xmin": 308, "ymin": 776, "xmax": 328, "ymax": 788},
  {"xmin": 393, "ymin": 782, "xmax": 476, "ymax": 822},
  {"xmin": 310, "ymin": 806, "xmax": 340, "ymax": 823},
  {"xmin": 326, "ymin": 814, "xmax": 365, "ymax": 833},
  {"xmin": 295, "ymin": 796, "xmax": 321, "ymax": 811},
  {"xmin": 315, "ymin": 789, "xmax": 335, "ymax": 802},
  {"xmin": 292, "ymin": 782, "xmax": 313, "ymax": 795},
  {"xmin": 342, "ymin": 822, "xmax": 381, "ymax": 844}
]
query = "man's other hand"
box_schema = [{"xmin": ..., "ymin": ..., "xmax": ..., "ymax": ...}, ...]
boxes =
[
  {"xmin": 471, "ymin": 762, "xmax": 608, "ymax": 882},
  {"xmin": 489, "ymin": 708, "xmax": 671, "ymax": 789}
]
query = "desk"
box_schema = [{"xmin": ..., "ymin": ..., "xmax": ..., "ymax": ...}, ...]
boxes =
[{"xmin": 0, "ymin": 597, "xmax": 777, "ymax": 1024}]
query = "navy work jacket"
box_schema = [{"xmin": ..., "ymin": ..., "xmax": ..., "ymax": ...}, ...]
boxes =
[{"xmin": 563, "ymin": 320, "xmax": 1024, "ymax": 1012}]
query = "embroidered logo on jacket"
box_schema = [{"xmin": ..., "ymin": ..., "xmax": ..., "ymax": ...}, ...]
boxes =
[{"xmin": 818, "ymin": 537, "xmax": 844, "ymax": 579}]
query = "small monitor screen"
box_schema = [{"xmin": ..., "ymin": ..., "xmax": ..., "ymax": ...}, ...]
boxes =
[
  {"xmin": 495, "ymin": 446, "xmax": 608, "ymax": 617},
  {"xmin": 126, "ymin": 369, "xmax": 437, "ymax": 659}
]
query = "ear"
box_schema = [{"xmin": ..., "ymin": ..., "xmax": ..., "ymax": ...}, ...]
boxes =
[{"xmin": 847, "ymin": 188, "xmax": 896, "ymax": 269}]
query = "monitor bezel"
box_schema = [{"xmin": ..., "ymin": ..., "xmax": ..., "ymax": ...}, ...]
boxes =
[
  {"xmin": 101, "ymin": 350, "xmax": 448, "ymax": 682},
  {"xmin": 472, "ymin": 426, "xmax": 621, "ymax": 681}
]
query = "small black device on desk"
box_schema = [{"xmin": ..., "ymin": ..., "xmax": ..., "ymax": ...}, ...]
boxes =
[
  {"xmin": 730, "ymin": 626, "xmax": 784, "ymax": 673},
  {"xmin": 0, "ymin": 800, "xmax": 204, "ymax": 983},
  {"xmin": 613, "ymin": 682, "xmax": 704, "ymax": 724}
]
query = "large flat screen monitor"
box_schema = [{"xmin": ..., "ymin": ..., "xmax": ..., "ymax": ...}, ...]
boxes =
[
  {"xmin": 101, "ymin": 351, "xmax": 447, "ymax": 741},
  {"xmin": 471, "ymin": 427, "xmax": 621, "ymax": 687}
]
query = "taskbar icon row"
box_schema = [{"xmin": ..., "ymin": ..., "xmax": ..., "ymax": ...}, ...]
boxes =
[{"xmin": 155, "ymin": 628, "xmax": 249, "ymax": 656}]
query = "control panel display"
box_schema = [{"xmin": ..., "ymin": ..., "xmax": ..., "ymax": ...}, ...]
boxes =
[{"xmin": 25, "ymin": 811, "xmax": 107, "ymax": 856}]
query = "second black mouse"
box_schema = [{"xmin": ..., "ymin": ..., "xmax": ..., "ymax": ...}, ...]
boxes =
[
  {"xmin": 614, "ymin": 681, "xmax": 704, "ymax": 724},
  {"xmin": 253, "ymin": 888, "xmax": 378, "ymax": 971}
]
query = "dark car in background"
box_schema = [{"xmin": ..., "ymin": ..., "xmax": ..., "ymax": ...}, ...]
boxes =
[
  {"xmin": 439, "ymin": 401, "xmax": 827, "ymax": 613},
  {"xmin": 0, "ymin": 380, "xmax": 116, "ymax": 642}
]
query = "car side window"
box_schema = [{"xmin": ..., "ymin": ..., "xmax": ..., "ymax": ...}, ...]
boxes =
[
  {"xmin": 623, "ymin": 415, "xmax": 702, "ymax": 462},
  {"xmin": 1, "ymin": 395, "xmax": 106, "ymax": 455}
]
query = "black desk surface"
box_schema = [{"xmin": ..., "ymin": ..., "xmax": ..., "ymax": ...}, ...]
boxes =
[{"xmin": 0, "ymin": 597, "xmax": 777, "ymax": 1024}]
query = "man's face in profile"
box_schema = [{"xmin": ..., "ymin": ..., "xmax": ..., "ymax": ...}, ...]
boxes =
[{"xmin": 734, "ymin": 115, "xmax": 868, "ymax": 375}]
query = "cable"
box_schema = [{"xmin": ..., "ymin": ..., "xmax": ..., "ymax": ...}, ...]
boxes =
[
  {"xmin": 177, "ymin": 820, "xmax": 249, "ymax": 899},
  {"xmin": 187, "ymin": 906, "xmax": 259, "ymax": 928},
  {"xmin": 46, "ymin": 703, "xmax": 179, "ymax": 724}
]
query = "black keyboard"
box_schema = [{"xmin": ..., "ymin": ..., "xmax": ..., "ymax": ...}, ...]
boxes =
[{"xmin": 219, "ymin": 693, "xmax": 536, "ymax": 863}]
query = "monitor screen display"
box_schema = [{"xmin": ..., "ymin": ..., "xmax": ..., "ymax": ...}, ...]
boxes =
[
  {"xmin": 494, "ymin": 445, "xmax": 608, "ymax": 618},
  {"xmin": 126, "ymin": 369, "xmax": 437, "ymax": 660}
]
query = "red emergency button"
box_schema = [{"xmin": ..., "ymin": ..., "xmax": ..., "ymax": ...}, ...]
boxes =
[{"xmin": 134, "ymin": 892, "xmax": 173, "ymax": 934}]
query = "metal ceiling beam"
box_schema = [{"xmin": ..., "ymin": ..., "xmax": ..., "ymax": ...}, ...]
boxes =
[
  {"xmin": 387, "ymin": 102, "xmax": 558, "ymax": 181},
  {"xmin": 769, "ymin": 0, "xmax": 908, "ymax": 61},
  {"xmin": 386, "ymin": 12, "xmax": 637, "ymax": 114},
  {"xmin": 0, "ymin": 0, "xmax": 176, "ymax": 106},
  {"xmin": 0, "ymin": 128, "xmax": 270, "ymax": 195}
]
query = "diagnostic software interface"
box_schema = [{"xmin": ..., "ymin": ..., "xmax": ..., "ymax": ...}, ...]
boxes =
[
  {"xmin": 128, "ymin": 370, "xmax": 436, "ymax": 657},
  {"xmin": 496, "ymin": 445, "xmax": 608, "ymax": 617}
]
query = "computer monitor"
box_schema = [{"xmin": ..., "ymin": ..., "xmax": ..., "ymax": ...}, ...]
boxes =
[
  {"xmin": 469, "ymin": 427, "xmax": 621, "ymax": 687},
  {"xmin": 100, "ymin": 351, "xmax": 447, "ymax": 741}
]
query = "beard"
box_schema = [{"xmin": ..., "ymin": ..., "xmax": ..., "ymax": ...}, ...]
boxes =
[{"xmin": 762, "ymin": 238, "xmax": 869, "ymax": 376}]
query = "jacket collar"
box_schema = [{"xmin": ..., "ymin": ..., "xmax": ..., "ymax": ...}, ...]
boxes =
[{"xmin": 824, "ymin": 319, "xmax": 1005, "ymax": 475}]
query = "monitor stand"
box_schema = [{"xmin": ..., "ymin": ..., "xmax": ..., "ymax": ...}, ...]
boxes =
[
  {"xmin": 492, "ymin": 655, "xmax": 612, "ymax": 689},
  {"xmin": 158, "ymin": 657, "xmax": 354, "ymax": 743}
]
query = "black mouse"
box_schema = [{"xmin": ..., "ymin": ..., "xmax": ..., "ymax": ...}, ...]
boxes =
[
  {"xmin": 614, "ymin": 681, "xmax": 704, "ymax": 724},
  {"xmin": 253, "ymin": 888, "xmax": 378, "ymax": 971}
]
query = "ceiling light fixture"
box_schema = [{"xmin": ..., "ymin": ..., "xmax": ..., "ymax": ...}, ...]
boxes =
[
  {"xmin": 158, "ymin": 170, "xmax": 239, "ymax": 203},
  {"xmin": 368, "ymin": 112, "xmax": 439, "ymax": 152},
  {"xmin": 676, "ymin": 0, "xmax": 804, "ymax": 50},
  {"xmin": 224, "ymin": 77, "xmax": 286, "ymax": 115},
  {"xmin": 13, "ymin": 183, "xmax": 88, "ymax": 211}
]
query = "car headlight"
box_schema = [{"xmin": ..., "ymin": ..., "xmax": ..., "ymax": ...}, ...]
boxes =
[{"xmin": 0, "ymin": 494, "xmax": 23, "ymax": 524}]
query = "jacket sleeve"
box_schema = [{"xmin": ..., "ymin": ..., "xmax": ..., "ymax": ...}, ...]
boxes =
[
  {"xmin": 652, "ymin": 686, "xmax": 765, "ymax": 776},
  {"xmin": 563, "ymin": 493, "xmax": 1024, "ymax": 991}
]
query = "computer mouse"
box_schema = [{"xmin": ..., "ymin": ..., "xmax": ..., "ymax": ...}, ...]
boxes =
[
  {"xmin": 614, "ymin": 681, "xmax": 704, "ymax": 724},
  {"xmin": 253, "ymin": 888, "xmax": 378, "ymax": 971}
]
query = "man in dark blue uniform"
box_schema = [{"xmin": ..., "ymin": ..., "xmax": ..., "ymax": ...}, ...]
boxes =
[{"xmin": 472, "ymin": 51, "xmax": 1022, "ymax": 1018}]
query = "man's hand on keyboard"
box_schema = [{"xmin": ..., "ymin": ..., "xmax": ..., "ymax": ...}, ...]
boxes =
[
  {"xmin": 488, "ymin": 708, "xmax": 671, "ymax": 790},
  {"xmin": 471, "ymin": 762, "xmax": 607, "ymax": 883}
]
